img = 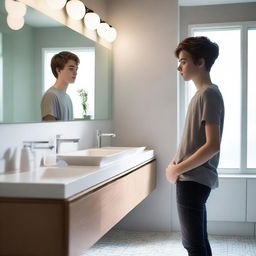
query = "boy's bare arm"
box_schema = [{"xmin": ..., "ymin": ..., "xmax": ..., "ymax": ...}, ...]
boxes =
[{"xmin": 166, "ymin": 122, "xmax": 220, "ymax": 183}]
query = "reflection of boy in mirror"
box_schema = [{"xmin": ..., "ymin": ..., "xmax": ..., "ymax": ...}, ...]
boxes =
[{"xmin": 41, "ymin": 51, "xmax": 80, "ymax": 121}]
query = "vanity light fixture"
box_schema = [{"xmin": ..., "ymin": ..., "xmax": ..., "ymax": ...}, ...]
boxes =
[
  {"xmin": 66, "ymin": 0, "xmax": 85, "ymax": 20},
  {"xmin": 5, "ymin": 0, "xmax": 26, "ymax": 30},
  {"xmin": 105, "ymin": 26, "xmax": 117, "ymax": 43},
  {"xmin": 97, "ymin": 21, "xmax": 110, "ymax": 40},
  {"xmin": 5, "ymin": 0, "xmax": 26, "ymax": 17},
  {"xmin": 97, "ymin": 22, "xmax": 117, "ymax": 42},
  {"xmin": 45, "ymin": 0, "xmax": 117, "ymax": 42},
  {"xmin": 84, "ymin": 10, "xmax": 100, "ymax": 30},
  {"xmin": 7, "ymin": 15, "xmax": 24, "ymax": 30},
  {"xmin": 46, "ymin": 0, "xmax": 67, "ymax": 10}
]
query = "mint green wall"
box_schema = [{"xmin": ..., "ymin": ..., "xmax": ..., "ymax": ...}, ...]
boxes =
[
  {"xmin": 12, "ymin": 27, "xmax": 35, "ymax": 122},
  {"xmin": 95, "ymin": 43, "xmax": 112, "ymax": 119},
  {"xmin": 0, "ymin": 14, "xmax": 35, "ymax": 123}
]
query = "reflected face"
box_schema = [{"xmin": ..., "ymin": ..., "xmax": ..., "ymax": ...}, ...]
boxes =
[
  {"xmin": 57, "ymin": 60, "xmax": 79, "ymax": 84},
  {"xmin": 177, "ymin": 50, "xmax": 198, "ymax": 81}
]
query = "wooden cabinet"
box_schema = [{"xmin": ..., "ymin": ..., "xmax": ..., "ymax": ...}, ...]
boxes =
[
  {"xmin": 67, "ymin": 160, "xmax": 156, "ymax": 255},
  {"xmin": 247, "ymin": 179, "xmax": 256, "ymax": 222},
  {"xmin": 207, "ymin": 178, "xmax": 246, "ymax": 222},
  {"xmin": 0, "ymin": 161, "xmax": 156, "ymax": 256}
]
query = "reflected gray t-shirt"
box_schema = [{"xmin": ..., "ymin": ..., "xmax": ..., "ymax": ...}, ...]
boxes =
[
  {"xmin": 176, "ymin": 84, "xmax": 224, "ymax": 189},
  {"xmin": 41, "ymin": 87, "xmax": 73, "ymax": 121}
]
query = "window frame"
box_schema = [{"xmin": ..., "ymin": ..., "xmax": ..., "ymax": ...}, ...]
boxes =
[{"xmin": 178, "ymin": 21, "xmax": 256, "ymax": 174}]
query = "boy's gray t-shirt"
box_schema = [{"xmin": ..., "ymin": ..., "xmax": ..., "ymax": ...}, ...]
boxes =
[
  {"xmin": 41, "ymin": 87, "xmax": 73, "ymax": 121},
  {"xmin": 176, "ymin": 84, "xmax": 224, "ymax": 189}
]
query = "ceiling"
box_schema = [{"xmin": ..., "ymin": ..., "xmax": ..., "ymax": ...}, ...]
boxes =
[{"xmin": 179, "ymin": 0, "xmax": 256, "ymax": 6}]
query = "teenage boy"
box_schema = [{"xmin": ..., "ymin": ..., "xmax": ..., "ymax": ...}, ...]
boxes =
[
  {"xmin": 41, "ymin": 51, "xmax": 80, "ymax": 121},
  {"xmin": 166, "ymin": 36, "xmax": 224, "ymax": 256}
]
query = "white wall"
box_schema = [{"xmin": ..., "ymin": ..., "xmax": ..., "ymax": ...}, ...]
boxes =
[
  {"xmin": 180, "ymin": 2, "xmax": 256, "ymax": 39},
  {"xmin": 0, "ymin": 121, "xmax": 112, "ymax": 171},
  {"xmin": 107, "ymin": 0, "xmax": 179, "ymax": 231}
]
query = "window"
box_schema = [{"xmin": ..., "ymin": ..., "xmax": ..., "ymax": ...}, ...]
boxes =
[
  {"xmin": 43, "ymin": 47, "xmax": 95, "ymax": 119},
  {"xmin": 247, "ymin": 28, "xmax": 256, "ymax": 168},
  {"xmin": 180, "ymin": 23, "xmax": 256, "ymax": 173}
]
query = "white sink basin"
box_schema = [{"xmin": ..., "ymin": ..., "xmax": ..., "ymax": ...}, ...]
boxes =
[{"xmin": 58, "ymin": 146, "xmax": 146, "ymax": 166}]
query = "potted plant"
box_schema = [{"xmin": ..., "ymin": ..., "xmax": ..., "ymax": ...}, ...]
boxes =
[{"xmin": 77, "ymin": 89, "xmax": 90, "ymax": 120}]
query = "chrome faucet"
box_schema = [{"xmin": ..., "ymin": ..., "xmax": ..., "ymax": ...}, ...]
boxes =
[
  {"xmin": 21, "ymin": 141, "xmax": 55, "ymax": 169},
  {"xmin": 23, "ymin": 140, "xmax": 55, "ymax": 150},
  {"xmin": 56, "ymin": 135, "xmax": 80, "ymax": 154},
  {"xmin": 96, "ymin": 130, "xmax": 116, "ymax": 148}
]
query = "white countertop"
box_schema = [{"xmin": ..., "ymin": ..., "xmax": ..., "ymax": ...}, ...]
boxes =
[{"xmin": 0, "ymin": 150, "xmax": 154, "ymax": 199}]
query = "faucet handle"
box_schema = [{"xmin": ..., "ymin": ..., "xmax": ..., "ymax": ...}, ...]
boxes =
[
  {"xmin": 96, "ymin": 130, "xmax": 116, "ymax": 148},
  {"xmin": 22, "ymin": 140, "xmax": 55, "ymax": 150},
  {"xmin": 23, "ymin": 140, "xmax": 50, "ymax": 145},
  {"xmin": 56, "ymin": 134, "xmax": 63, "ymax": 140}
]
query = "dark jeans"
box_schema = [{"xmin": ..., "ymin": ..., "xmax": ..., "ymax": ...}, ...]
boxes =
[{"xmin": 176, "ymin": 181, "xmax": 212, "ymax": 256}]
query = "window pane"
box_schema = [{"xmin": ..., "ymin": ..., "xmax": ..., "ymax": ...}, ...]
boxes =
[
  {"xmin": 247, "ymin": 29, "xmax": 256, "ymax": 168},
  {"xmin": 67, "ymin": 50, "xmax": 95, "ymax": 119},
  {"xmin": 190, "ymin": 28, "xmax": 241, "ymax": 168}
]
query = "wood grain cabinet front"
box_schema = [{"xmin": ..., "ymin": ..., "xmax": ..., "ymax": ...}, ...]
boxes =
[{"xmin": 0, "ymin": 160, "xmax": 156, "ymax": 256}]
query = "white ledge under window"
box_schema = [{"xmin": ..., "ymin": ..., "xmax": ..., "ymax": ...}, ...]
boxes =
[{"xmin": 219, "ymin": 173, "xmax": 256, "ymax": 179}]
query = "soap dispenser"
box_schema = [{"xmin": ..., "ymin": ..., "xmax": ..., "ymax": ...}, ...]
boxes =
[{"xmin": 20, "ymin": 145, "xmax": 34, "ymax": 172}]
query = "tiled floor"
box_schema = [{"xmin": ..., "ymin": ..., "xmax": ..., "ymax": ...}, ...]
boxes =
[{"xmin": 84, "ymin": 230, "xmax": 256, "ymax": 256}]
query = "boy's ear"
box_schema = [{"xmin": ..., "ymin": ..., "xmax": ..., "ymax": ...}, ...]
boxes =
[
  {"xmin": 197, "ymin": 58, "xmax": 206, "ymax": 69},
  {"xmin": 56, "ymin": 67, "xmax": 61, "ymax": 74}
]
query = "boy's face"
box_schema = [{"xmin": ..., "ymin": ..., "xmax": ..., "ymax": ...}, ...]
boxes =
[
  {"xmin": 57, "ymin": 60, "xmax": 78, "ymax": 84},
  {"xmin": 177, "ymin": 50, "xmax": 200, "ymax": 81}
]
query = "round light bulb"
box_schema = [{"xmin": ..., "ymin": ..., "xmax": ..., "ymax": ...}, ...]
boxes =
[
  {"xmin": 106, "ymin": 27, "xmax": 117, "ymax": 42},
  {"xmin": 46, "ymin": 0, "xmax": 67, "ymax": 10},
  {"xmin": 7, "ymin": 14, "xmax": 24, "ymax": 30},
  {"xmin": 66, "ymin": 0, "xmax": 85, "ymax": 20},
  {"xmin": 84, "ymin": 12, "xmax": 100, "ymax": 30},
  {"xmin": 5, "ymin": 0, "xmax": 26, "ymax": 17},
  {"xmin": 97, "ymin": 22, "xmax": 110, "ymax": 40}
]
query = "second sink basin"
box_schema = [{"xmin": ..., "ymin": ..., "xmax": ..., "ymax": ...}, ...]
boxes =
[{"xmin": 58, "ymin": 146, "xmax": 146, "ymax": 166}]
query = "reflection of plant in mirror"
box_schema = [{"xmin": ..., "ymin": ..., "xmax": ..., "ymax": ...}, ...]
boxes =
[{"xmin": 77, "ymin": 89, "xmax": 90, "ymax": 119}]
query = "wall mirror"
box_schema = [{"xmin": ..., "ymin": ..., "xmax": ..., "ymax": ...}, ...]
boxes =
[{"xmin": 0, "ymin": 1, "xmax": 112, "ymax": 123}]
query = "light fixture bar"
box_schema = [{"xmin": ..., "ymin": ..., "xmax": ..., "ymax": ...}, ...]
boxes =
[{"xmin": 63, "ymin": 0, "xmax": 117, "ymax": 42}]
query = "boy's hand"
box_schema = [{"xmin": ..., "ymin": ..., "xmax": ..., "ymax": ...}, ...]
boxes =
[{"xmin": 166, "ymin": 162, "xmax": 179, "ymax": 184}]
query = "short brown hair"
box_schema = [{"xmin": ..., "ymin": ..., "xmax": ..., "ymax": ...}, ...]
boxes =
[
  {"xmin": 174, "ymin": 36, "xmax": 219, "ymax": 72},
  {"xmin": 51, "ymin": 51, "xmax": 80, "ymax": 78}
]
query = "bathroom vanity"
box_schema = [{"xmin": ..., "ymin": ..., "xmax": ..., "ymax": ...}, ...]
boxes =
[{"xmin": 0, "ymin": 150, "xmax": 155, "ymax": 256}]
